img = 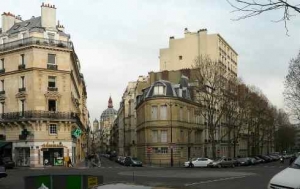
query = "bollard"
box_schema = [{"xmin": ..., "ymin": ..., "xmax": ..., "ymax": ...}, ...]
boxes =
[{"xmin": 132, "ymin": 171, "xmax": 135, "ymax": 182}]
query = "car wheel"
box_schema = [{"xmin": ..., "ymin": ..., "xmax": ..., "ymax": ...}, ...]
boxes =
[{"xmin": 217, "ymin": 164, "xmax": 222, "ymax": 168}]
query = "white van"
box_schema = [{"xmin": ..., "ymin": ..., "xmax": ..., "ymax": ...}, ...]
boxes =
[{"xmin": 268, "ymin": 156, "xmax": 300, "ymax": 189}]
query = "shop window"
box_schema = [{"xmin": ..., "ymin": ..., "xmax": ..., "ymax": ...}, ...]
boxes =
[
  {"xmin": 48, "ymin": 100, "xmax": 56, "ymax": 112},
  {"xmin": 161, "ymin": 147, "xmax": 168, "ymax": 154},
  {"xmin": 49, "ymin": 124, "xmax": 57, "ymax": 135}
]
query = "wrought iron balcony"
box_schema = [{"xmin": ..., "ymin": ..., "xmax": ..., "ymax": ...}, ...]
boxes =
[
  {"xmin": 0, "ymin": 37, "xmax": 73, "ymax": 52},
  {"xmin": 19, "ymin": 87, "xmax": 26, "ymax": 92},
  {"xmin": 48, "ymin": 87, "xmax": 58, "ymax": 91},
  {"xmin": 18, "ymin": 64, "xmax": 26, "ymax": 70},
  {"xmin": 47, "ymin": 64, "xmax": 58, "ymax": 70},
  {"xmin": 19, "ymin": 134, "xmax": 27, "ymax": 140},
  {"xmin": 0, "ymin": 69, "xmax": 5, "ymax": 74},
  {"xmin": 0, "ymin": 110, "xmax": 78, "ymax": 121},
  {"xmin": 0, "ymin": 91, "xmax": 5, "ymax": 95}
]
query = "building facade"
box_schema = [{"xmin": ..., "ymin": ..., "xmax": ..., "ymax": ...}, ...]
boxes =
[
  {"xmin": 0, "ymin": 3, "xmax": 89, "ymax": 167},
  {"xmin": 159, "ymin": 28, "xmax": 238, "ymax": 78},
  {"xmin": 99, "ymin": 97, "xmax": 117, "ymax": 153},
  {"xmin": 136, "ymin": 77, "xmax": 205, "ymax": 166}
]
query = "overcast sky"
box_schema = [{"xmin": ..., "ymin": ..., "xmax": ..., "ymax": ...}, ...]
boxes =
[{"xmin": 2, "ymin": 0, "xmax": 300, "ymax": 121}]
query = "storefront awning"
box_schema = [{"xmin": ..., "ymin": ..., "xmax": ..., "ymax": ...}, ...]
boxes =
[{"xmin": 0, "ymin": 142, "xmax": 11, "ymax": 148}]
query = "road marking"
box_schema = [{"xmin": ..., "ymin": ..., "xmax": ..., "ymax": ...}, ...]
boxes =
[{"xmin": 184, "ymin": 176, "xmax": 247, "ymax": 186}]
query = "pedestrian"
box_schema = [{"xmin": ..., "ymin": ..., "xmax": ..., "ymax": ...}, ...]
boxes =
[
  {"xmin": 68, "ymin": 158, "xmax": 73, "ymax": 167},
  {"xmin": 188, "ymin": 158, "xmax": 194, "ymax": 168}
]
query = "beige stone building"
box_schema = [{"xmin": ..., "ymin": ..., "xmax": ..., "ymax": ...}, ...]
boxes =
[
  {"xmin": 136, "ymin": 77, "xmax": 205, "ymax": 166},
  {"xmin": 0, "ymin": 3, "xmax": 89, "ymax": 167},
  {"xmin": 159, "ymin": 28, "xmax": 238, "ymax": 78}
]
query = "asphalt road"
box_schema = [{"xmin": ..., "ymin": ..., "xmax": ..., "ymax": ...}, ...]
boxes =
[{"xmin": 0, "ymin": 158, "xmax": 289, "ymax": 189}]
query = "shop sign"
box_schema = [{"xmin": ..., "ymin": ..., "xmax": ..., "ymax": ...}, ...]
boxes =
[
  {"xmin": 41, "ymin": 143, "xmax": 64, "ymax": 148},
  {"xmin": 72, "ymin": 128, "xmax": 82, "ymax": 138}
]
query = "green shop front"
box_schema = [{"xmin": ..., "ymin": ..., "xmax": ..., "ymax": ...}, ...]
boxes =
[{"xmin": 42, "ymin": 144, "xmax": 65, "ymax": 166}]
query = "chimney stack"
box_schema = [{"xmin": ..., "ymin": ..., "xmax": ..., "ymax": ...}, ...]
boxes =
[
  {"xmin": 57, "ymin": 20, "xmax": 64, "ymax": 32},
  {"xmin": 41, "ymin": 2, "xmax": 56, "ymax": 29},
  {"xmin": 1, "ymin": 12, "xmax": 16, "ymax": 33}
]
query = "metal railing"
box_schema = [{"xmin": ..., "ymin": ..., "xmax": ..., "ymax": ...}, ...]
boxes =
[
  {"xmin": 0, "ymin": 110, "xmax": 78, "ymax": 120},
  {"xmin": 19, "ymin": 87, "xmax": 26, "ymax": 92},
  {"xmin": 18, "ymin": 64, "xmax": 26, "ymax": 70},
  {"xmin": 0, "ymin": 91, "xmax": 5, "ymax": 95},
  {"xmin": 48, "ymin": 87, "xmax": 58, "ymax": 91},
  {"xmin": 47, "ymin": 64, "xmax": 58, "ymax": 70},
  {"xmin": 0, "ymin": 37, "xmax": 73, "ymax": 52}
]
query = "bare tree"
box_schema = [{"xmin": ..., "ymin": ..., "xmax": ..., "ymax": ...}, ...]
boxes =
[
  {"xmin": 227, "ymin": 0, "xmax": 300, "ymax": 33},
  {"xmin": 284, "ymin": 50, "xmax": 300, "ymax": 121},
  {"xmin": 193, "ymin": 55, "xmax": 228, "ymax": 159}
]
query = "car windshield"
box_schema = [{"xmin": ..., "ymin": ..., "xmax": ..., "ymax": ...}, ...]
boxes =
[
  {"xmin": 290, "ymin": 157, "xmax": 300, "ymax": 169},
  {"xmin": 132, "ymin": 158, "xmax": 139, "ymax": 161},
  {"xmin": 214, "ymin": 158, "xmax": 223, "ymax": 162}
]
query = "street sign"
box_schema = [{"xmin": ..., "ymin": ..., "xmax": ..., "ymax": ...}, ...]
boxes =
[
  {"xmin": 87, "ymin": 176, "xmax": 98, "ymax": 188},
  {"xmin": 72, "ymin": 128, "xmax": 82, "ymax": 138}
]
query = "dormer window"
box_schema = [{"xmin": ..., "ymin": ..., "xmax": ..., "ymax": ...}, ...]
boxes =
[{"xmin": 154, "ymin": 84, "xmax": 166, "ymax": 95}]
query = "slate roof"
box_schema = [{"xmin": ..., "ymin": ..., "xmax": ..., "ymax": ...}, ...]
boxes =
[
  {"xmin": 136, "ymin": 76, "xmax": 192, "ymax": 106},
  {"xmin": 0, "ymin": 16, "xmax": 69, "ymax": 37}
]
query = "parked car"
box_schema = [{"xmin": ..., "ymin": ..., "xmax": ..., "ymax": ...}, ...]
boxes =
[
  {"xmin": 237, "ymin": 157, "xmax": 251, "ymax": 166},
  {"xmin": 116, "ymin": 156, "xmax": 125, "ymax": 165},
  {"xmin": 248, "ymin": 157, "xmax": 259, "ymax": 165},
  {"xmin": 232, "ymin": 158, "xmax": 241, "ymax": 167},
  {"xmin": 184, "ymin": 158, "xmax": 213, "ymax": 168},
  {"xmin": 258, "ymin": 155, "xmax": 272, "ymax": 162},
  {"xmin": 253, "ymin": 156, "xmax": 265, "ymax": 163},
  {"xmin": 124, "ymin": 157, "xmax": 143, "ymax": 167},
  {"xmin": 2, "ymin": 157, "xmax": 15, "ymax": 169},
  {"xmin": 109, "ymin": 151, "xmax": 118, "ymax": 161},
  {"xmin": 0, "ymin": 166, "xmax": 6, "ymax": 179},
  {"xmin": 208, "ymin": 157, "xmax": 235, "ymax": 168},
  {"xmin": 268, "ymin": 156, "xmax": 300, "ymax": 189}
]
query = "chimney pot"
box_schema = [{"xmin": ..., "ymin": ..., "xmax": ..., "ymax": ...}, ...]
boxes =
[{"xmin": 42, "ymin": 2, "xmax": 44, "ymax": 6}]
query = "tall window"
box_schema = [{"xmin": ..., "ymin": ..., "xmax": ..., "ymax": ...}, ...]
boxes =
[
  {"xmin": 179, "ymin": 107, "xmax": 183, "ymax": 121},
  {"xmin": 151, "ymin": 106, "xmax": 158, "ymax": 120},
  {"xmin": 48, "ymin": 76, "xmax": 56, "ymax": 87},
  {"xmin": 20, "ymin": 76, "xmax": 25, "ymax": 88},
  {"xmin": 0, "ymin": 59, "xmax": 4, "ymax": 70},
  {"xmin": 1, "ymin": 80, "xmax": 4, "ymax": 91},
  {"xmin": 0, "ymin": 102, "xmax": 4, "ymax": 114},
  {"xmin": 49, "ymin": 124, "xmax": 57, "ymax": 135},
  {"xmin": 48, "ymin": 33, "xmax": 55, "ymax": 43},
  {"xmin": 19, "ymin": 100, "xmax": 25, "ymax": 116},
  {"xmin": 180, "ymin": 130, "xmax": 184, "ymax": 142},
  {"xmin": 48, "ymin": 54, "xmax": 56, "ymax": 64},
  {"xmin": 161, "ymin": 130, "xmax": 167, "ymax": 143},
  {"xmin": 152, "ymin": 130, "xmax": 158, "ymax": 143},
  {"xmin": 187, "ymin": 110, "xmax": 190, "ymax": 123},
  {"xmin": 160, "ymin": 105, "xmax": 167, "ymax": 120},
  {"xmin": 20, "ymin": 54, "xmax": 25, "ymax": 65},
  {"xmin": 153, "ymin": 85, "xmax": 165, "ymax": 95},
  {"xmin": 48, "ymin": 100, "xmax": 56, "ymax": 112}
]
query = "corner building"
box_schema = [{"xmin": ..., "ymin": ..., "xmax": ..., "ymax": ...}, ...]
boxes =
[{"xmin": 0, "ymin": 3, "xmax": 89, "ymax": 167}]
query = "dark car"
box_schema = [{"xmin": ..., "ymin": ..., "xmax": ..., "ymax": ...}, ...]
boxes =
[
  {"xmin": 237, "ymin": 157, "xmax": 251, "ymax": 166},
  {"xmin": 258, "ymin": 155, "xmax": 271, "ymax": 162},
  {"xmin": 0, "ymin": 166, "xmax": 6, "ymax": 179},
  {"xmin": 253, "ymin": 156, "xmax": 265, "ymax": 163},
  {"xmin": 2, "ymin": 157, "xmax": 15, "ymax": 169},
  {"xmin": 109, "ymin": 151, "xmax": 118, "ymax": 161},
  {"xmin": 208, "ymin": 157, "xmax": 235, "ymax": 168},
  {"xmin": 124, "ymin": 157, "xmax": 143, "ymax": 167}
]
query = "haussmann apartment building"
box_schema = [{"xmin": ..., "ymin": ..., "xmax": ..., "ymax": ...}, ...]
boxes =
[{"xmin": 0, "ymin": 3, "xmax": 89, "ymax": 167}]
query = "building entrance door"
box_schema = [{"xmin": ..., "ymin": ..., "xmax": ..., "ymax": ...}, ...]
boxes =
[{"xmin": 15, "ymin": 147, "xmax": 30, "ymax": 167}]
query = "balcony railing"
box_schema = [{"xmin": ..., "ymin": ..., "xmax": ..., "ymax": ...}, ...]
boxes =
[
  {"xmin": 0, "ymin": 91, "xmax": 5, "ymax": 95},
  {"xmin": 0, "ymin": 37, "xmax": 73, "ymax": 52},
  {"xmin": 19, "ymin": 87, "xmax": 26, "ymax": 92},
  {"xmin": 18, "ymin": 64, "xmax": 26, "ymax": 70},
  {"xmin": 0, "ymin": 134, "xmax": 6, "ymax": 140},
  {"xmin": 48, "ymin": 87, "xmax": 58, "ymax": 91},
  {"xmin": 47, "ymin": 64, "xmax": 58, "ymax": 70},
  {"xmin": 0, "ymin": 69, "xmax": 5, "ymax": 74},
  {"xmin": 0, "ymin": 110, "xmax": 78, "ymax": 120}
]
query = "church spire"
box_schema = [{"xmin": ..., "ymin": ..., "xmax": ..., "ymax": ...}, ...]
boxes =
[{"xmin": 108, "ymin": 96, "xmax": 113, "ymax": 108}]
